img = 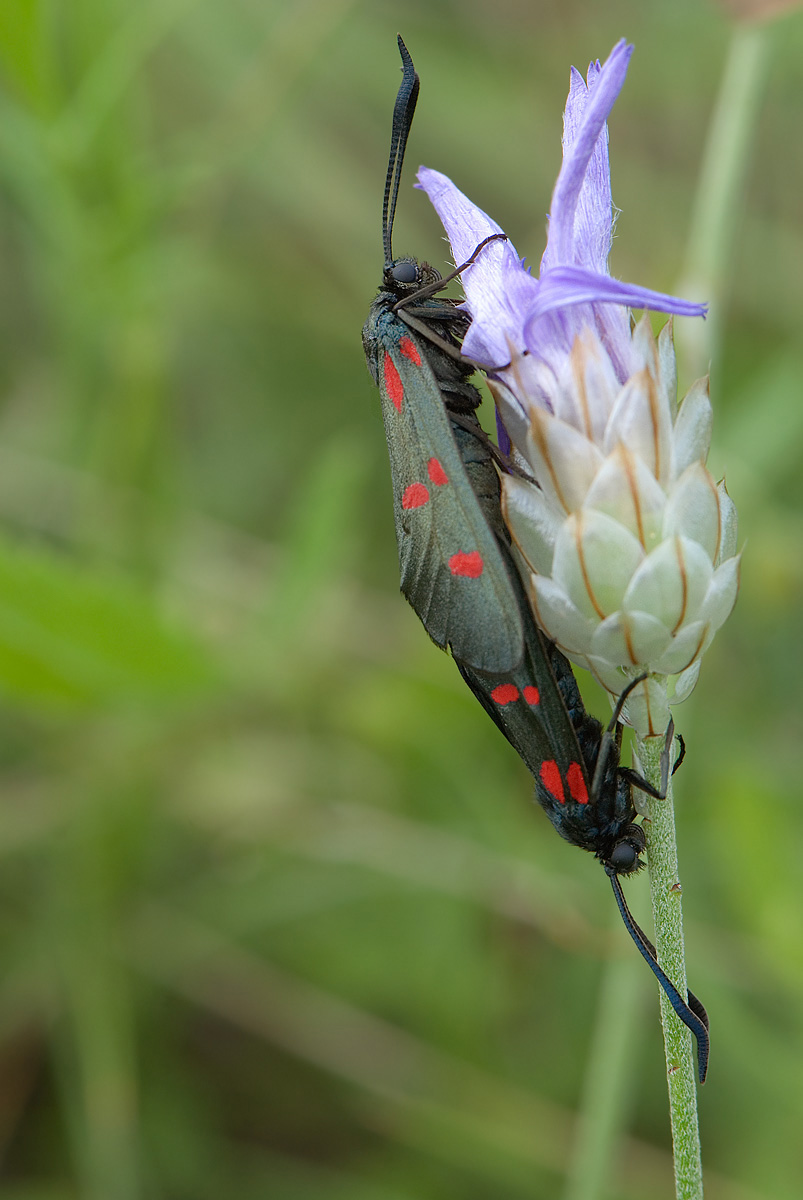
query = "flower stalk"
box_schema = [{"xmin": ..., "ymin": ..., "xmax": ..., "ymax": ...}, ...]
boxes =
[
  {"xmin": 416, "ymin": 37, "xmax": 744, "ymax": 1198},
  {"xmin": 638, "ymin": 732, "xmax": 703, "ymax": 1200}
]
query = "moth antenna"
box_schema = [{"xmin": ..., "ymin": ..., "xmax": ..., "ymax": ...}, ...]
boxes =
[
  {"xmin": 608, "ymin": 874, "xmax": 710, "ymax": 1084},
  {"xmin": 383, "ymin": 35, "xmax": 419, "ymax": 268}
]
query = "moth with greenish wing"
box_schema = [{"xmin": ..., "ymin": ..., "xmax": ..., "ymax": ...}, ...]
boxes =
[
  {"xmin": 362, "ymin": 35, "xmax": 522, "ymax": 674},
  {"xmin": 362, "ymin": 36, "xmax": 710, "ymax": 1084}
]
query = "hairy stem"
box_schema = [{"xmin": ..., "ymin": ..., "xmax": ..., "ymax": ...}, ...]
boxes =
[{"xmin": 638, "ymin": 732, "xmax": 703, "ymax": 1200}]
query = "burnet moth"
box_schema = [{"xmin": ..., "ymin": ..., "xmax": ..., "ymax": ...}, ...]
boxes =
[
  {"xmin": 363, "ymin": 37, "xmax": 709, "ymax": 1084},
  {"xmin": 455, "ymin": 572, "xmax": 710, "ymax": 1084},
  {"xmin": 362, "ymin": 35, "xmax": 523, "ymax": 673}
]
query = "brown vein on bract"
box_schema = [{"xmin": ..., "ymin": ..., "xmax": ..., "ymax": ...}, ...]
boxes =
[
  {"xmin": 622, "ymin": 613, "xmax": 639, "ymax": 667},
  {"xmin": 570, "ymin": 333, "xmax": 594, "ymax": 441},
  {"xmin": 671, "ymin": 536, "xmax": 688, "ymax": 634},
  {"xmin": 584, "ymin": 656, "xmax": 612, "ymax": 697},
  {"xmin": 529, "ymin": 405, "xmax": 569, "ymax": 513},
  {"xmin": 641, "ymin": 314, "xmax": 659, "ymax": 379},
  {"xmin": 617, "ymin": 444, "xmax": 646, "ymax": 549},
  {"xmin": 644, "ymin": 368, "xmax": 663, "ymax": 485},
  {"xmin": 684, "ymin": 623, "xmax": 708, "ymax": 672},
  {"xmin": 659, "ymin": 625, "xmax": 708, "ymax": 709},
  {"xmin": 641, "ymin": 679, "xmax": 659, "ymax": 738},
  {"xmin": 574, "ymin": 512, "xmax": 606, "ymax": 621},
  {"xmin": 503, "ymin": 338, "xmax": 570, "ymax": 514},
  {"xmin": 713, "ymin": 472, "xmax": 726, "ymax": 564}
]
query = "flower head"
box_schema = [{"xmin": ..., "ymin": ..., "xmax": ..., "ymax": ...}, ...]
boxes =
[{"xmin": 418, "ymin": 41, "xmax": 739, "ymax": 737}]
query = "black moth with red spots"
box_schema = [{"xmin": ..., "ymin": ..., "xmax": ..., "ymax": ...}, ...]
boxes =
[
  {"xmin": 363, "ymin": 37, "xmax": 710, "ymax": 1084},
  {"xmin": 362, "ymin": 36, "xmax": 524, "ymax": 674},
  {"xmin": 456, "ymin": 579, "xmax": 710, "ymax": 1085},
  {"xmin": 454, "ymin": 573, "xmax": 647, "ymax": 879}
]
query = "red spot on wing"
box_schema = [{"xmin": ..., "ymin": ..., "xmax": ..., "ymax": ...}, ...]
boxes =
[
  {"xmin": 566, "ymin": 763, "xmax": 589, "ymax": 805},
  {"xmin": 491, "ymin": 684, "xmax": 519, "ymax": 705},
  {"xmin": 383, "ymin": 353, "xmax": 404, "ymax": 412},
  {"xmin": 540, "ymin": 760, "xmax": 566, "ymax": 805},
  {"xmin": 427, "ymin": 458, "xmax": 449, "ymax": 486},
  {"xmin": 522, "ymin": 686, "xmax": 540, "ymax": 705},
  {"xmin": 401, "ymin": 483, "xmax": 430, "ymax": 510},
  {"xmin": 399, "ymin": 336, "xmax": 422, "ymax": 365},
  {"xmin": 449, "ymin": 551, "xmax": 484, "ymax": 578}
]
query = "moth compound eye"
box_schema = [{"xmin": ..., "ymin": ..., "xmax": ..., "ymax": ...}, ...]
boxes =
[
  {"xmin": 609, "ymin": 841, "xmax": 638, "ymax": 871},
  {"xmin": 391, "ymin": 261, "xmax": 418, "ymax": 284}
]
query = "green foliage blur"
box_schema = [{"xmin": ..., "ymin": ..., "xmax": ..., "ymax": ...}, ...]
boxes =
[{"xmin": 0, "ymin": 1, "xmax": 800, "ymax": 1197}]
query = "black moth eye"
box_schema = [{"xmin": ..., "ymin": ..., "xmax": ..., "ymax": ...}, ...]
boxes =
[
  {"xmin": 609, "ymin": 841, "xmax": 638, "ymax": 871},
  {"xmin": 391, "ymin": 261, "xmax": 418, "ymax": 284}
]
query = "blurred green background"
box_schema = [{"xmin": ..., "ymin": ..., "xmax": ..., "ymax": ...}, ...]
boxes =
[{"xmin": 0, "ymin": 1, "xmax": 800, "ymax": 1197}]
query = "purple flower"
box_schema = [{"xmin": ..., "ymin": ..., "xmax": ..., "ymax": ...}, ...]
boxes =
[
  {"xmin": 418, "ymin": 41, "xmax": 704, "ymax": 418},
  {"xmin": 417, "ymin": 41, "xmax": 738, "ymax": 737}
]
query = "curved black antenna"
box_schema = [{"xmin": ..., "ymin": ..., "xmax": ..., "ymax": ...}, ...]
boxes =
[
  {"xmin": 609, "ymin": 874, "xmax": 710, "ymax": 1084},
  {"xmin": 382, "ymin": 35, "xmax": 420, "ymax": 267}
]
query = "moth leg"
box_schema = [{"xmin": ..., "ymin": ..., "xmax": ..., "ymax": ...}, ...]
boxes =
[
  {"xmin": 447, "ymin": 411, "xmax": 537, "ymax": 482},
  {"xmin": 618, "ymin": 719, "xmax": 676, "ymax": 801},
  {"xmin": 398, "ymin": 301, "xmax": 513, "ymax": 377},
  {"xmin": 395, "ymin": 308, "xmax": 468, "ymax": 361},
  {"xmin": 595, "ymin": 674, "xmax": 687, "ymax": 801},
  {"xmin": 672, "ymin": 733, "xmax": 686, "ymax": 776},
  {"xmin": 402, "ymin": 301, "xmax": 466, "ymax": 323},
  {"xmin": 590, "ymin": 673, "xmax": 649, "ymax": 798},
  {"xmin": 609, "ymin": 673, "xmax": 650, "ymax": 727}
]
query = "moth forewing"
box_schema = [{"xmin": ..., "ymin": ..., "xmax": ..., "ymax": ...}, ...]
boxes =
[{"xmin": 366, "ymin": 303, "xmax": 524, "ymax": 673}]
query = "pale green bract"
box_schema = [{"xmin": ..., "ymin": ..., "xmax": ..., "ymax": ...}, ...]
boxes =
[
  {"xmin": 417, "ymin": 40, "xmax": 740, "ymax": 737},
  {"xmin": 498, "ymin": 317, "xmax": 739, "ymax": 737}
]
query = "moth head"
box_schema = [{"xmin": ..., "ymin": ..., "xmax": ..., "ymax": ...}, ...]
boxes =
[
  {"xmin": 604, "ymin": 823, "xmax": 646, "ymax": 876},
  {"xmin": 385, "ymin": 256, "xmax": 442, "ymax": 295}
]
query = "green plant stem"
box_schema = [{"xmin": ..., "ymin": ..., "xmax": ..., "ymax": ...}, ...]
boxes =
[
  {"xmin": 637, "ymin": 732, "xmax": 703, "ymax": 1200},
  {"xmin": 675, "ymin": 21, "xmax": 771, "ymax": 380}
]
